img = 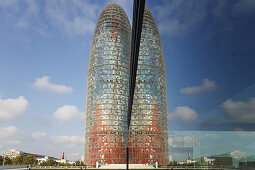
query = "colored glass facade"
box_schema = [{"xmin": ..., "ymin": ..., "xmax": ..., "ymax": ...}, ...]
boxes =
[
  {"xmin": 129, "ymin": 7, "xmax": 169, "ymax": 165},
  {"xmin": 85, "ymin": 3, "xmax": 169, "ymax": 166},
  {"xmin": 84, "ymin": 3, "xmax": 131, "ymax": 165}
]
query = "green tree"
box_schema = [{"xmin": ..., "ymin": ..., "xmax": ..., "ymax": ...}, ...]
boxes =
[
  {"xmin": 172, "ymin": 161, "xmax": 178, "ymax": 166},
  {"xmin": 12, "ymin": 155, "xmax": 23, "ymax": 165},
  {"xmin": 40, "ymin": 161, "xmax": 47, "ymax": 166},
  {"xmin": 80, "ymin": 161, "xmax": 85, "ymax": 166},
  {"xmin": 168, "ymin": 161, "xmax": 174, "ymax": 166},
  {"xmin": 46, "ymin": 159, "xmax": 56, "ymax": 166},
  {"xmin": 57, "ymin": 162, "xmax": 71, "ymax": 166},
  {"xmin": 0, "ymin": 156, "xmax": 3, "ymax": 165},
  {"xmin": 189, "ymin": 163, "xmax": 194, "ymax": 166},
  {"xmin": 64, "ymin": 163, "xmax": 71, "ymax": 166},
  {"xmin": 74, "ymin": 160, "xmax": 81, "ymax": 166},
  {"xmin": 57, "ymin": 162, "xmax": 66, "ymax": 166},
  {"xmin": 4, "ymin": 156, "xmax": 12, "ymax": 165},
  {"xmin": 23, "ymin": 155, "xmax": 37, "ymax": 165}
]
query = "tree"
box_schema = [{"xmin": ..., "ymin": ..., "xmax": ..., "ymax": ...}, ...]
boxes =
[
  {"xmin": 23, "ymin": 155, "xmax": 37, "ymax": 165},
  {"xmin": 40, "ymin": 161, "xmax": 47, "ymax": 166},
  {"xmin": 189, "ymin": 163, "xmax": 195, "ymax": 166},
  {"xmin": 0, "ymin": 156, "xmax": 3, "ymax": 165},
  {"xmin": 74, "ymin": 160, "xmax": 81, "ymax": 166},
  {"xmin": 64, "ymin": 163, "xmax": 71, "ymax": 166},
  {"xmin": 172, "ymin": 161, "xmax": 178, "ymax": 166},
  {"xmin": 168, "ymin": 161, "xmax": 174, "ymax": 166},
  {"xmin": 13, "ymin": 155, "xmax": 23, "ymax": 165},
  {"xmin": 4, "ymin": 156, "xmax": 12, "ymax": 165},
  {"xmin": 46, "ymin": 159, "xmax": 56, "ymax": 166},
  {"xmin": 80, "ymin": 161, "xmax": 85, "ymax": 166},
  {"xmin": 195, "ymin": 161, "xmax": 200, "ymax": 167},
  {"xmin": 57, "ymin": 162, "xmax": 66, "ymax": 166}
]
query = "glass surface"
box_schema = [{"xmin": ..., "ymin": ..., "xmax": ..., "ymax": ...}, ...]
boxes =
[
  {"xmin": 1, "ymin": 0, "xmax": 255, "ymax": 169},
  {"xmin": 85, "ymin": 3, "xmax": 169, "ymax": 166},
  {"xmin": 85, "ymin": 4, "xmax": 131, "ymax": 165}
]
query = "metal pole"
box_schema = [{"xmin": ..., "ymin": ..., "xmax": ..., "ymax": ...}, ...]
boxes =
[{"xmin": 126, "ymin": 0, "xmax": 145, "ymax": 169}]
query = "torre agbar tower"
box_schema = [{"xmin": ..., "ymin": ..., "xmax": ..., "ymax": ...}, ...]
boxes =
[
  {"xmin": 129, "ymin": 7, "xmax": 169, "ymax": 165},
  {"xmin": 85, "ymin": 4, "xmax": 131, "ymax": 165},
  {"xmin": 85, "ymin": 3, "xmax": 169, "ymax": 166}
]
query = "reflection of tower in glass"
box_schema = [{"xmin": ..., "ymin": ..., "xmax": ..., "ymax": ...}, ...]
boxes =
[
  {"xmin": 84, "ymin": 4, "xmax": 169, "ymax": 166},
  {"xmin": 129, "ymin": 7, "xmax": 169, "ymax": 166},
  {"xmin": 84, "ymin": 4, "xmax": 131, "ymax": 165},
  {"xmin": 183, "ymin": 132, "xmax": 201, "ymax": 160},
  {"xmin": 169, "ymin": 131, "xmax": 201, "ymax": 161}
]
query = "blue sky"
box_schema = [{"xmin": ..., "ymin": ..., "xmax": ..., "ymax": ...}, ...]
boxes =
[{"xmin": 0, "ymin": 0, "xmax": 255, "ymax": 161}]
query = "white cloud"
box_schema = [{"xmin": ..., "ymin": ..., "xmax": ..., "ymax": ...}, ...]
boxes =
[
  {"xmin": 169, "ymin": 106, "xmax": 198, "ymax": 122},
  {"xmin": 233, "ymin": 128, "xmax": 244, "ymax": 131},
  {"xmin": 33, "ymin": 76, "xmax": 73, "ymax": 94},
  {"xmin": 180, "ymin": 78, "xmax": 217, "ymax": 95},
  {"xmin": 67, "ymin": 152, "xmax": 80, "ymax": 157},
  {"xmin": 154, "ymin": 0, "xmax": 208, "ymax": 37},
  {"xmin": 51, "ymin": 135, "xmax": 83, "ymax": 145},
  {"xmin": 0, "ymin": 126, "xmax": 18, "ymax": 138},
  {"xmin": 1, "ymin": 0, "xmax": 101, "ymax": 37},
  {"xmin": 31, "ymin": 114, "xmax": 52, "ymax": 127},
  {"xmin": 172, "ymin": 136, "xmax": 183, "ymax": 143},
  {"xmin": 153, "ymin": 0, "xmax": 255, "ymax": 38},
  {"xmin": 31, "ymin": 131, "xmax": 47, "ymax": 140},
  {"xmin": 205, "ymin": 133, "xmax": 220, "ymax": 140},
  {"xmin": 223, "ymin": 98, "xmax": 255, "ymax": 123},
  {"xmin": 53, "ymin": 105, "xmax": 83, "ymax": 122},
  {"xmin": 0, "ymin": 0, "xmax": 47, "ymax": 38},
  {"xmin": 15, "ymin": 0, "xmax": 39, "ymax": 28},
  {"xmin": 234, "ymin": 131, "xmax": 255, "ymax": 138},
  {"xmin": 4, "ymin": 140, "xmax": 20, "ymax": 145},
  {"xmin": 65, "ymin": 144, "xmax": 76, "ymax": 149},
  {"xmin": 0, "ymin": 0, "xmax": 18, "ymax": 8},
  {"xmin": 0, "ymin": 96, "xmax": 29, "ymax": 121},
  {"xmin": 233, "ymin": 0, "xmax": 255, "ymax": 15},
  {"xmin": 45, "ymin": 0, "xmax": 99, "ymax": 36}
]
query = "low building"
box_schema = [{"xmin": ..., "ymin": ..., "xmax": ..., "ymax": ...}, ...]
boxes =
[
  {"xmin": 4, "ymin": 149, "xmax": 44, "ymax": 159},
  {"xmin": 37, "ymin": 156, "xmax": 58, "ymax": 164},
  {"xmin": 231, "ymin": 150, "xmax": 246, "ymax": 167},
  {"xmin": 4, "ymin": 149, "xmax": 74, "ymax": 165},
  {"xmin": 56, "ymin": 159, "xmax": 66, "ymax": 164},
  {"xmin": 209, "ymin": 156, "xmax": 233, "ymax": 167},
  {"xmin": 231, "ymin": 150, "xmax": 246, "ymax": 159},
  {"xmin": 203, "ymin": 157, "xmax": 215, "ymax": 165},
  {"xmin": 239, "ymin": 161, "xmax": 255, "ymax": 167},
  {"xmin": 37, "ymin": 156, "xmax": 49, "ymax": 164},
  {"xmin": 4, "ymin": 149, "xmax": 23, "ymax": 158},
  {"xmin": 186, "ymin": 159, "xmax": 196, "ymax": 164}
]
